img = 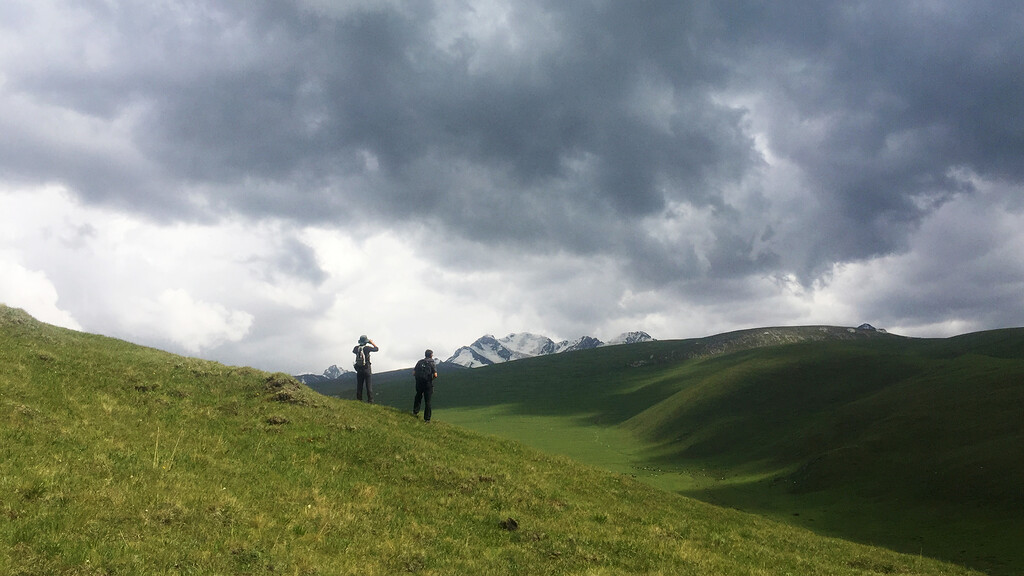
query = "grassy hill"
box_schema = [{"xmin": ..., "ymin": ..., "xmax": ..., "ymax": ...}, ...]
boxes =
[
  {"xmin": 0, "ymin": 304, "xmax": 994, "ymax": 575},
  {"xmin": 374, "ymin": 326, "xmax": 1024, "ymax": 575}
]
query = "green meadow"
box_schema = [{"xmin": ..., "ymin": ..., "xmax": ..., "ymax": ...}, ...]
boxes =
[
  {"xmin": 0, "ymin": 304, "xmax": 1012, "ymax": 575},
  {"xmin": 375, "ymin": 327, "xmax": 1024, "ymax": 576}
]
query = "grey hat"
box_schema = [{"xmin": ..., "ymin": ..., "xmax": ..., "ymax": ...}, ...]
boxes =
[{"xmin": 358, "ymin": 335, "xmax": 369, "ymax": 344}]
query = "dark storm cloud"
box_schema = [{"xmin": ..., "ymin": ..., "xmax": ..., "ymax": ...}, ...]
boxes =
[
  {"xmin": 717, "ymin": 1, "xmax": 1024, "ymax": 274},
  {"xmin": 4, "ymin": 0, "xmax": 1024, "ymax": 288},
  {"xmin": 244, "ymin": 234, "xmax": 328, "ymax": 286}
]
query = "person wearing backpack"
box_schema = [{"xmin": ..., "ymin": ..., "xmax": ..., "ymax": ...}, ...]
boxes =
[
  {"xmin": 412, "ymin": 349, "xmax": 438, "ymax": 422},
  {"xmin": 352, "ymin": 335, "xmax": 379, "ymax": 403}
]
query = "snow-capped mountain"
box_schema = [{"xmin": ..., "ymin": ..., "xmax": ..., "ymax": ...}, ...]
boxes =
[
  {"xmin": 509, "ymin": 332, "xmax": 562, "ymax": 355},
  {"xmin": 606, "ymin": 331, "xmax": 655, "ymax": 345},
  {"xmin": 446, "ymin": 333, "xmax": 549, "ymax": 368},
  {"xmin": 294, "ymin": 364, "xmax": 350, "ymax": 385},
  {"xmin": 445, "ymin": 331, "xmax": 654, "ymax": 368},
  {"xmin": 554, "ymin": 336, "xmax": 603, "ymax": 354}
]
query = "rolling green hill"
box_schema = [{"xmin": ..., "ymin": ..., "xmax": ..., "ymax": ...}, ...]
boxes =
[
  {"xmin": 374, "ymin": 326, "xmax": 1024, "ymax": 575},
  {"xmin": 1, "ymin": 304, "xmax": 991, "ymax": 575}
]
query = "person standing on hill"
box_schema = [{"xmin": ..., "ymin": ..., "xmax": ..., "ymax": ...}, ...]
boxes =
[
  {"xmin": 412, "ymin": 349, "xmax": 438, "ymax": 422},
  {"xmin": 353, "ymin": 335, "xmax": 379, "ymax": 403}
]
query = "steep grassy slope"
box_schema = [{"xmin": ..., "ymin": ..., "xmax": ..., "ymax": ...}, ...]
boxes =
[
  {"xmin": 0, "ymin": 305, "xmax": 987, "ymax": 575},
  {"xmin": 375, "ymin": 327, "xmax": 1024, "ymax": 575},
  {"xmin": 624, "ymin": 335, "xmax": 1023, "ymax": 499}
]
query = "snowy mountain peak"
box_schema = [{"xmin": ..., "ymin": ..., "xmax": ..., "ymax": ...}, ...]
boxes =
[
  {"xmin": 555, "ymin": 336, "xmax": 603, "ymax": 353},
  {"xmin": 445, "ymin": 331, "xmax": 654, "ymax": 368},
  {"xmin": 322, "ymin": 364, "xmax": 347, "ymax": 380},
  {"xmin": 294, "ymin": 363, "xmax": 351, "ymax": 385},
  {"xmin": 446, "ymin": 333, "xmax": 542, "ymax": 368},
  {"xmin": 501, "ymin": 332, "xmax": 558, "ymax": 356},
  {"xmin": 605, "ymin": 331, "xmax": 654, "ymax": 345}
]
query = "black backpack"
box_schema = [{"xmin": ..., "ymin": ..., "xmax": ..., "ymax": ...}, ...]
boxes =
[
  {"xmin": 354, "ymin": 345, "xmax": 368, "ymax": 371},
  {"xmin": 415, "ymin": 358, "xmax": 434, "ymax": 381}
]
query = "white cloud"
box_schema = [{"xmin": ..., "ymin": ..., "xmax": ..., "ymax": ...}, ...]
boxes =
[
  {"xmin": 299, "ymin": 226, "xmax": 514, "ymax": 370},
  {"xmin": 806, "ymin": 178, "xmax": 1024, "ymax": 337},
  {"xmin": 0, "ymin": 256, "xmax": 81, "ymax": 330},
  {"xmin": 0, "ymin": 185, "xmax": 313, "ymax": 367},
  {"xmin": 127, "ymin": 288, "xmax": 254, "ymax": 353},
  {"xmin": 0, "ymin": 185, "xmax": 529, "ymax": 372}
]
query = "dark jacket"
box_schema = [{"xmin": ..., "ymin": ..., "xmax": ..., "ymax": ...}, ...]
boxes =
[{"xmin": 414, "ymin": 357, "xmax": 437, "ymax": 383}]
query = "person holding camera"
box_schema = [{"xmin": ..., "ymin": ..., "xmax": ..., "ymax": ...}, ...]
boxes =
[{"xmin": 353, "ymin": 335, "xmax": 379, "ymax": 403}]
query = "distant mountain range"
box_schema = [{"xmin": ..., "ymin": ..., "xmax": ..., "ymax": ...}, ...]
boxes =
[
  {"xmin": 294, "ymin": 364, "xmax": 349, "ymax": 386},
  {"xmin": 294, "ymin": 331, "xmax": 655, "ymax": 382},
  {"xmin": 444, "ymin": 331, "xmax": 654, "ymax": 368}
]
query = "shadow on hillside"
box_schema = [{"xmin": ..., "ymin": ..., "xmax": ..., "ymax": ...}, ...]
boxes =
[
  {"xmin": 349, "ymin": 329, "xmax": 1024, "ymax": 576},
  {"xmin": 676, "ymin": 476, "xmax": 1022, "ymax": 576}
]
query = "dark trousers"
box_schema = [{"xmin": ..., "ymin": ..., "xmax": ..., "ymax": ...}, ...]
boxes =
[
  {"xmin": 356, "ymin": 369, "xmax": 373, "ymax": 403},
  {"xmin": 413, "ymin": 379, "xmax": 433, "ymax": 421}
]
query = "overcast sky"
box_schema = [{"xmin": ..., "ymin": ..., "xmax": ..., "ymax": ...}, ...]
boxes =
[{"xmin": 3, "ymin": 1, "xmax": 1023, "ymax": 373}]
